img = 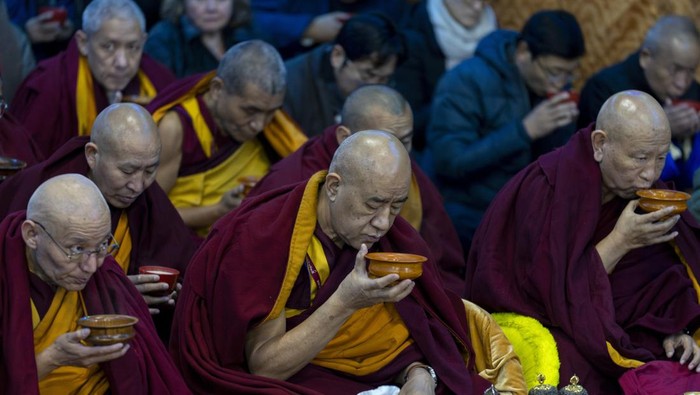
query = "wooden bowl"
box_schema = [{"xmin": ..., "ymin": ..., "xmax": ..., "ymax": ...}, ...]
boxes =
[
  {"xmin": 636, "ymin": 189, "xmax": 690, "ymax": 218},
  {"xmin": 365, "ymin": 252, "xmax": 427, "ymax": 281},
  {"xmin": 138, "ymin": 265, "xmax": 179, "ymax": 296},
  {"xmin": 77, "ymin": 314, "xmax": 139, "ymax": 346},
  {"xmin": 0, "ymin": 156, "xmax": 26, "ymax": 180}
]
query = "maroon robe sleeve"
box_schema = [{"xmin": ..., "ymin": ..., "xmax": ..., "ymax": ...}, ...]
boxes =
[{"xmin": 0, "ymin": 112, "xmax": 44, "ymax": 166}]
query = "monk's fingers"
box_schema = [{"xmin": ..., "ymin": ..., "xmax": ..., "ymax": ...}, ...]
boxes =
[
  {"xmin": 149, "ymin": 307, "xmax": 160, "ymax": 315},
  {"xmin": 383, "ymin": 280, "xmax": 415, "ymax": 302},
  {"xmin": 372, "ymin": 273, "xmax": 400, "ymax": 289},
  {"xmin": 688, "ymin": 342, "xmax": 700, "ymax": 371},
  {"xmin": 79, "ymin": 344, "xmax": 131, "ymax": 366},
  {"xmin": 663, "ymin": 333, "xmax": 684, "ymax": 358},
  {"xmin": 142, "ymin": 292, "xmax": 171, "ymax": 305},
  {"xmin": 175, "ymin": 282, "xmax": 183, "ymax": 291},
  {"xmin": 128, "ymin": 274, "xmax": 160, "ymax": 285},
  {"xmin": 136, "ymin": 281, "xmax": 170, "ymax": 295},
  {"xmin": 353, "ymin": 244, "xmax": 369, "ymax": 276}
]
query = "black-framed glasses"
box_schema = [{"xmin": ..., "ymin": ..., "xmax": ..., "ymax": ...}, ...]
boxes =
[
  {"xmin": 535, "ymin": 57, "xmax": 579, "ymax": 85},
  {"xmin": 0, "ymin": 95, "xmax": 7, "ymax": 119},
  {"xmin": 31, "ymin": 219, "xmax": 119, "ymax": 262}
]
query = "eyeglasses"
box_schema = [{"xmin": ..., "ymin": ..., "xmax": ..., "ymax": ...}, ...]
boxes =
[
  {"xmin": 535, "ymin": 57, "xmax": 579, "ymax": 85},
  {"xmin": 0, "ymin": 96, "xmax": 7, "ymax": 119},
  {"xmin": 31, "ymin": 220, "xmax": 119, "ymax": 262}
]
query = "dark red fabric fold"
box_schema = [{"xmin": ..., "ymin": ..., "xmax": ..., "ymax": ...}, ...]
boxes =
[
  {"xmin": 248, "ymin": 125, "xmax": 466, "ymax": 296},
  {"xmin": 0, "ymin": 211, "xmax": 190, "ymax": 394},
  {"xmin": 466, "ymin": 126, "xmax": 700, "ymax": 393},
  {"xmin": 171, "ymin": 178, "xmax": 485, "ymax": 394},
  {"xmin": 0, "ymin": 112, "xmax": 43, "ymax": 167}
]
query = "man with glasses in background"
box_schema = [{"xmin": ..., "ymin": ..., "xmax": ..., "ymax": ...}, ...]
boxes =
[
  {"xmin": 283, "ymin": 12, "xmax": 407, "ymax": 136},
  {"xmin": 427, "ymin": 9, "xmax": 584, "ymax": 252},
  {"xmin": 0, "ymin": 103, "xmax": 197, "ymax": 327},
  {"xmin": 0, "ymin": 173, "xmax": 189, "ymax": 393},
  {"xmin": 579, "ymin": 16, "xmax": 700, "ymax": 191}
]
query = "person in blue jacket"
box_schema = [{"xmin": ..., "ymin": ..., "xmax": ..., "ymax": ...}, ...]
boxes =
[{"xmin": 427, "ymin": 9, "xmax": 585, "ymax": 252}]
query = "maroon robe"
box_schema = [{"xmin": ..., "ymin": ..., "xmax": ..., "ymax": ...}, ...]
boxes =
[
  {"xmin": 248, "ymin": 125, "xmax": 466, "ymax": 296},
  {"xmin": 0, "ymin": 112, "xmax": 43, "ymax": 167},
  {"xmin": 11, "ymin": 38, "xmax": 175, "ymax": 158},
  {"xmin": 170, "ymin": 177, "xmax": 490, "ymax": 394},
  {"xmin": 466, "ymin": 126, "xmax": 700, "ymax": 394},
  {"xmin": 0, "ymin": 136, "xmax": 197, "ymax": 276},
  {"xmin": 0, "ymin": 211, "xmax": 190, "ymax": 394}
]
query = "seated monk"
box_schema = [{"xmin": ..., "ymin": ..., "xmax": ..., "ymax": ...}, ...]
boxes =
[
  {"xmin": 170, "ymin": 130, "xmax": 525, "ymax": 394},
  {"xmin": 10, "ymin": 0, "xmax": 175, "ymax": 158},
  {"xmin": 0, "ymin": 76, "xmax": 43, "ymax": 167},
  {"xmin": 0, "ymin": 103, "xmax": 197, "ymax": 321},
  {"xmin": 466, "ymin": 90, "xmax": 700, "ymax": 394},
  {"xmin": 249, "ymin": 84, "xmax": 466, "ymax": 296},
  {"xmin": 147, "ymin": 39, "xmax": 307, "ymax": 236},
  {"xmin": 0, "ymin": 174, "xmax": 188, "ymax": 393}
]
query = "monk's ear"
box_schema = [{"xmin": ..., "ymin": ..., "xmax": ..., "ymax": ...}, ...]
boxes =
[
  {"xmin": 591, "ymin": 130, "xmax": 607, "ymax": 162},
  {"xmin": 209, "ymin": 77, "xmax": 224, "ymax": 101},
  {"xmin": 325, "ymin": 172, "xmax": 341, "ymax": 202},
  {"xmin": 335, "ymin": 126, "xmax": 352, "ymax": 145},
  {"xmin": 75, "ymin": 30, "xmax": 89, "ymax": 56},
  {"xmin": 21, "ymin": 220, "xmax": 40, "ymax": 249},
  {"xmin": 85, "ymin": 142, "xmax": 99, "ymax": 169},
  {"xmin": 330, "ymin": 45, "xmax": 346, "ymax": 71},
  {"xmin": 639, "ymin": 47, "xmax": 652, "ymax": 70}
]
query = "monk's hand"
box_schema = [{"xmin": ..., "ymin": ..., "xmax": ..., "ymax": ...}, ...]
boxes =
[
  {"xmin": 663, "ymin": 332, "xmax": 700, "ymax": 372},
  {"xmin": 333, "ymin": 244, "xmax": 415, "ymax": 313},
  {"xmin": 523, "ymin": 92, "xmax": 578, "ymax": 140},
  {"xmin": 25, "ymin": 12, "xmax": 63, "ymax": 43},
  {"xmin": 400, "ymin": 365, "xmax": 436, "ymax": 395},
  {"xmin": 127, "ymin": 274, "xmax": 173, "ymax": 314},
  {"xmin": 664, "ymin": 99, "xmax": 700, "ymax": 139},
  {"xmin": 218, "ymin": 184, "xmax": 246, "ymax": 213},
  {"xmin": 107, "ymin": 90, "xmax": 123, "ymax": 105},
  {"xmin": 36, "ymin": 329, "xmax": 130, "ymax": 378},
  {"xmin": 612, "ymin": 200, "xmax": 679, "ymax": 251}
]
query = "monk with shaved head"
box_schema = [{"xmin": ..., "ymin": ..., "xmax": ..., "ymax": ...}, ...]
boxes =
[
  {"xmin": 467, "ymin": 90, "xmax": 700, "ymax": 393},
  {"xmin": 249, "ymin": 85, "xmax": 467, "ymax": 295},
  {"xmin": 0, "ymin": 103, "xmax": 197, "ymax": 322},
  {"xmin": 171, "ymin": 130, "xmax": 525, "ymax": 393},
  {"xmin": 0, "ymin": 174, "xmax": 188, "ymax": 393}
]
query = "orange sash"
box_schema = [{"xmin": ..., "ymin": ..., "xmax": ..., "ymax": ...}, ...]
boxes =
[
  {"xmin": 279, "ymin": 171, "xmax": 414, "ymax": 376},
  {"xmin": 32, "ymin": 289, "xmax": 108, "ymax": 394},
  {"xmin": 76, "ymin": 56, "xmax": 156, "ymax": 137},
  {"xmin": 112, "ymin": 211, "xmax": 132, "ymax": 273}
]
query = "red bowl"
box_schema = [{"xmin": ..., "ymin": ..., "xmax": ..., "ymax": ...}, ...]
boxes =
[
  {"xmin": 38, "ymin": 6, "xmax": 68, "ymax": 24},
  {"xmin": 547, "ymin": 90, "xmax": 579, "ymax": 105},
  {"xmin": 671, "ymin": 99, "xmax": 700, "ymax": 112},
  {"xmin": 138, "ymin": 265, "xmax": 179, "ymax": 296}
]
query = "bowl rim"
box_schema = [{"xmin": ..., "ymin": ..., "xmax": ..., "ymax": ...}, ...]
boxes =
[
  {"xmin": 365, "ymin": 252, "xmax": 428, "ymax": 263},
  {"xmin": 77, "ymin": 314, "xmax": 139, "ymax": 328},
  {"xmin": 138, "ymin": 265, "xmax": 180, "ymax": 276},
  {"xmin": 636, "ymin": 189, "xmax": 691, "ymax": 201}
]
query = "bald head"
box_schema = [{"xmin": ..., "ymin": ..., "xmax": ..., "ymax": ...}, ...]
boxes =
[
  {"xmin": 643, "ymin": 15, "xmax": 700, "ymax": 55},
  {"xmin": 90, "ymin": 103, "xmax": 160, "ymax": 156},
  {"xmin": 330, "ymin": 130, "xmax": 411, "ymax": 185},
  {"xmin": 338, "ymin": 85, "xmax": 413, "ymax": 151},
  {"xmin": 27, "ymin": 174, "xmax": 109, "ymax": 229},
  {"xmin": 217, "ymin": 40, "xmax": 286, "ymax": 96},
  {"xmin": 596, "ymin": 90, "xmax": 670, "ymax": 142}
]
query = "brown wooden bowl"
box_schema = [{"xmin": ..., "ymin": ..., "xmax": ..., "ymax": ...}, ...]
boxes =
[
  {"xmin": 365, "ymin": 252, "xmax": 427, "ymax": 281},
  {"xmin": 636, "ymin": 189, "xmax": 690, "ymax": 218},
  {"xmin": 138, "ymin": 265, "xmax": 180, "ymax": 296},
  {"xmin": 77, "ymin": 314, "xmax": 139, "ymax": 346},
  {"xmin": 0, "ymin": 157, "xmax": 27, "ymax": 180}
]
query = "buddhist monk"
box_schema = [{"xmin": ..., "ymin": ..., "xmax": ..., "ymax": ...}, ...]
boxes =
[
  {"xmin": 11, "ymin": 0, "xmax": 175, "ymax": 158},
  {"xmin": 0, "ymin": 174, "xmax": 189, "ymax": 393},
  {"xmin": 170, "ymin": 130, "xmax": 525, "ymax": 394},
  {"xmin": 249, "ymin": 85, "xmax": 466, "ymax": 295},
  {"xmin": 0, "ymin": 103, "xmax": 197, "ymax": 319},
  {"xmin": 147, "ymin": 39, "xmax": 307, "ymax": 236},
  {"xmin": 467, "ymin": 90, "xmax": 700, "ymax": 394}
]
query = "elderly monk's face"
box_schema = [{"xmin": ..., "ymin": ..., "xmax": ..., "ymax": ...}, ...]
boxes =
[
  {"xmin": 329, "ymin": 168, "xmax": 410, "ymax": 250},
  {"xmin": 29, "ymin": 218, "xmax": 112, "ymax": 291},
  {"xmin": 212, "ymin": 81, "xmax": 284, "ymax": 143},
  {"xmin": 640, "ymin": 37, "xmax": 700, "ymax": 101},
  {"xmin": 78, "ymin": 17, "xmax": 146, "ymax": 92},
  {"xmin": 87, "ymin": 138, "xmax": 160, "ymax": 209},
  {"xmin": 597, "ymin": 131, "xmax": 670, "ymax": 200}
]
